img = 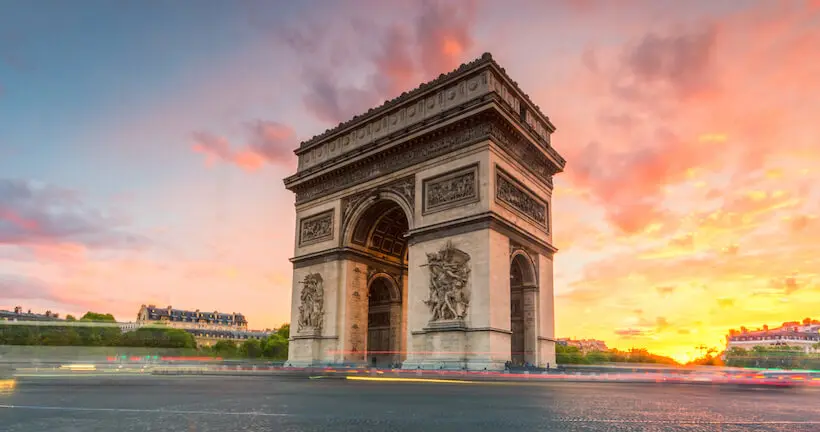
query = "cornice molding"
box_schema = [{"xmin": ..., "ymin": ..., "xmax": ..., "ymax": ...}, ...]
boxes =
[{"xmin": 288, "ymin": 52, "xmax": 565, "ymax": 176}]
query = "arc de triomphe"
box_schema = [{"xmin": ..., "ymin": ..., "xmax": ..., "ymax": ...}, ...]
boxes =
[{"xmin": 283, "ymin": 53, "xmax": 566, "ymax": 370}]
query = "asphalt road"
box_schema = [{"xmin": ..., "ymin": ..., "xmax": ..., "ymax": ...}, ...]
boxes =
[{"xmin": 2, "ymin": 375, "xmax": 819, "ymax": 431}]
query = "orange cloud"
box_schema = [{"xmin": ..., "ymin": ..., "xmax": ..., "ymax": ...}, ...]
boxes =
[{"xmin": 551, "ymin": 1, "xmax": 820, "ymax": 241}]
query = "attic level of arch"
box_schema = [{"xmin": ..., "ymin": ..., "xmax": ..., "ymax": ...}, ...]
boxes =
[{"xmin": 284, "ymin": 108, "xmax": 565, "ymax": 206}]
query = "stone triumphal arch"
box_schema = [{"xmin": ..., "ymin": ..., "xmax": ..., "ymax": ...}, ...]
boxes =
[{"xmin": 284, "ymin": 53, "xmax": 566, "ymax": 370}]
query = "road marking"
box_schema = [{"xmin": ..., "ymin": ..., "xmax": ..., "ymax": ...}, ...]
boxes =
[
  {"xmin": 0, "ymin": 404, "xmax": 290, "ymax": 416},
  {"xmin": 346, "ymin": 376, "xmax": 477, "ymax": 384}
]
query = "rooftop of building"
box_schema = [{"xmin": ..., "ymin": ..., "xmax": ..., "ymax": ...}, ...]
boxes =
[
  {"xmin": 140, "ymin": 305, "xmax": 247, "ymax": 324},
  {"xmin": 0, "ymin": 307, "xmax": 64, "ymax": 321}
]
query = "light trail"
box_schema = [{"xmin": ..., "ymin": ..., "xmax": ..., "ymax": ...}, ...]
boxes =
[{"xmin": 0, "ymin": 404, "xmax": 290, "ymax": 416}]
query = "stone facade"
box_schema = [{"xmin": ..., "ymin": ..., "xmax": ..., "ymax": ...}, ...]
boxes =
[{"xmin": 283, "ymin": 53, "xmax": 565, "ymax": 370}]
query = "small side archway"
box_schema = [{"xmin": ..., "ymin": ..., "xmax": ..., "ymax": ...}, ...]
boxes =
[
  {"xmin": 366, "ymin": 274, "xmax": 402, "ymax": 367},
  {"xmin": 510, "ymin": 250, "xmax": 538, "ymax": 366}
]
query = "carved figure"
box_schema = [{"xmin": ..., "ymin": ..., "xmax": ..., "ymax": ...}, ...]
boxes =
[
  {"xmin": 422, "ymin": 241, "xmax": 471, "ymax": 321},
  {"xmin": 297, "ymin": 273, "xmax": 324, "ymax": 332}
]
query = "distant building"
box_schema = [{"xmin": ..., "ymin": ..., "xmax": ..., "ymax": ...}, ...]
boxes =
[
  {"xmin": 558, "ymin": 338, "xmax": 609, "ymax": 353},
  {"xmin": 134, "ymin": 304, "xmax": 270, "ymax": 347},
  {"xmin": 726, "ymin": 320, "xmax": 820, "ymax": 353},
  {"xmin": 137, "ymin": 304, "xmax": 248, "ymax": 330},
  {"xmin": 0, "ymin": 306, "xmax": 64, "ymax": 322},
  {"xmin": 118, "ymin": 321, "xmax": 142, "ymax": 332}
]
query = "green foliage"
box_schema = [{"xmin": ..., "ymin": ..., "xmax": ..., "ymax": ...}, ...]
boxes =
[
  {"xmin": 239, "ymin": 339, "xmax": 263, "ymax": 358},
  {"xmin": 724, "ymin": 345, "xmax": 820, "ymax": 370},
  {"xmin": 556, "ymin": 344, "xmax": 679, "ymax": 365},
  {"xmin": 119, "ymin": 328, "xmax": 196, "ymax": 349},
  {"xmin": 276, "ymin": 324, "xmax": 290, "ymax": 339},
  {"xmin": 80, "ymin": 312, "xmax": 116, "ymax": 322},
  {"xmin": 65, "ymin": 315, "xmax": 77, "ymax": 321},
  {"xmin": 0, "ymin": 319, "xmax": 292, "ymax": 361},
  {"xmin": 0, "ymin": 322, "xmax": 193, "ymax": 349},
  {"xmin": 262, "ymin": 332, "xmax": 289, "ymax": 360}
]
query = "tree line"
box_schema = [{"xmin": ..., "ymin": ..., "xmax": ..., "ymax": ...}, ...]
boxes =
[
  {"xmin": 203, "ymin": 325, "xmax": 289, "ymax": 360},
  {"xmin": 723, "ymin": 345, "xmax": 820, "ymax": 370},
  {"xmin": 0, "ymin": 311, "xmax": 290, "ymax": 360},
  {"xmin": 556, "ymin": 344, "xmax": 678, "ymax": 365}
]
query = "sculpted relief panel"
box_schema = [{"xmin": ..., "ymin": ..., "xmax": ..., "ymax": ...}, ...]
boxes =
[
  {"xmin": 496, "ymin": 168, "xmax": 549, "ymax": 231},
  {"xmin": 422, "ymin": 241, "xmax": 471, "ymax": 322},
  {"xmin": 297, "ymin": 273, "xmax": 325, "ymax": 333},
  {"xmin": 299, "ymin": 210, "xmax": 334, "ymax": 246},
  {"xmin": 422, "ymin": 164, "xmax": 479, "ymax": 214}
]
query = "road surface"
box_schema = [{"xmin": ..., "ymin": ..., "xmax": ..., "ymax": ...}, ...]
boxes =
[{"xmin": 2, "ymin": 375, "xmax": 818, "ymax": 431}]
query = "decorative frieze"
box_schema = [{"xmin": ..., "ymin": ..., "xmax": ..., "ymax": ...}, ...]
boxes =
[
  {"xmin": 488, "ymin": 122, "xmax": 558, "ymax": 189},
  {"xmin": 422, "ymin": 163, "xmax": 479, "ymax": 214},
  {"xmin": 298, "ymin": 210, "xmax": 334, "ymax": 246},
  {"xmin": 294, "ymin": 54, "xmax": 562, "ymax": 175},
  {"xmin": 295, "ymin": 121, "xmax": 492, "ymax": 204},
  {"xmin": 290, "ymin": 116, "xmax": 562, "ymax": 205},
  {"xmin": 496, "ymin": 167, "xmax": 549, "ymax": 231},
  {"xmin": 296, "ymin": 59, "xmax": 494, "ymax": 172}
]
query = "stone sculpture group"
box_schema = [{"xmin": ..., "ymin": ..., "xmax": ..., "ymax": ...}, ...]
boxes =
[
  {"xmin": 297, "ymin": 273, "xmax": 324, "ymax": 332},
  {"xmin": 423, "ymin": 241, "xmax": 471, "ymax": 322}
]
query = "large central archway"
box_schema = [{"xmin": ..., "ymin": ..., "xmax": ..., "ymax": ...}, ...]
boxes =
[{"xmin": 347, "ymin": 197, "xmax": 409, "ymax": 367}]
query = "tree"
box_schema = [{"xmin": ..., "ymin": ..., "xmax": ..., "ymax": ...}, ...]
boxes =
[
  {"xmin": 688, "ymin": 347, "xmax": 723, "ymax": 366},
  {"xmin": 239, "ymin": 339, "xmax": 263, "ymax": 358},
  {"xmin": 262, "ymin": 332, "xmax": 289, "ymax": 360},
  {"xmin": 276, "ymin": 324, "xmax": 290, "ymax": 339},
  {"xmin": 80, "ymin": 312, "xmax": 116, "ymax": 322},
  {"xmin": 211, "ymin": 340, "xmax": 238, "ymax": 358},
  {"xmin": 65, "ymin": 314, "xmax": 77, "ymax": 321},
  {"xmin": 556, "ymin": 345, "xmax": 587, "ymax": 364}
]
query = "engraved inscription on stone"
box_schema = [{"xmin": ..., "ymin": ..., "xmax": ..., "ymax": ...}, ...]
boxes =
[
  {"xmin": 299, "ymin": 210, "xmax": 334, "ymax": 246},
  {"xmin": 423, "ymin": 164, "xmax": 479, "ymax": 214},
  {"xmin": 496, "ymin": 168, "xmax": 548, "ymax": 230},
  {"xmin": 422, "ymin": 241, "xmax": 471, "ymax": 322},
  {"xmin": 297, "ymin": 273, "xmax": 324, "ymax": 333}
]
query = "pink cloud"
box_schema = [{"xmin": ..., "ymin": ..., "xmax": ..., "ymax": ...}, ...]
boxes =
[
  {"xmin": 0, "ymin": 178, "xmax": 148, "ymax": 250},
  {"xmin": 416, "ymin": 0, "xmax": 477, "ymax": 80},
  {"xmin": 283, "ymin": 0, "xmax": 479, "ymax": 125},
  {"xmin": 191, "ymin": 121, "xmax": 297, "ymax": 171}
]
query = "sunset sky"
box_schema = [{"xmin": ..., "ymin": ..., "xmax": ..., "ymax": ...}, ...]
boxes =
[{"xmin": 2, "ymin": 0, "xmax": 819, "ymax": 363}]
